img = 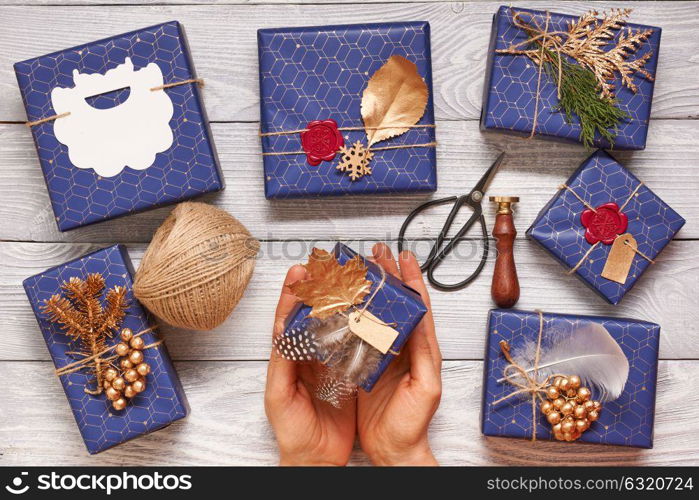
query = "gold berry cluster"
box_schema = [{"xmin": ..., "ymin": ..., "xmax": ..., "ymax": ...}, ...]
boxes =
[
  {"xmin": 540, "ymin": 375, "xmax": 602, "ymax": 442},
  {"xmin": 102, "ymin": 328, "xmax": 151, "ymax": 411}
]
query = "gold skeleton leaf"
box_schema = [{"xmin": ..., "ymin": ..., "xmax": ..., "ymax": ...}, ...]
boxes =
[
  {"xmin": 289, "ymin": 248, "xmax": 372, "ymax": 319},
  {"xmin": 361, "ymin": 55, "xmax": 429, "ymax": 147}
]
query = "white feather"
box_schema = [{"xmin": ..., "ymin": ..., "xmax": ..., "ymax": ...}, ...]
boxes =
[
  {"xmin": 344, "ymin": 339, "xmax": 366, "ymax": 380},
  {"xmin": 310, "ymin": 314, "xmax": 351, "ymax": 352},
  {"xmin": 500, "ymin": 321, "xmax": 629, "ymax": 402}
]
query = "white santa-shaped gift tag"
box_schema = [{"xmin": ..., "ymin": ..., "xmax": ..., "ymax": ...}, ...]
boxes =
[{"xmin": 50, "ymin": 57, "xmax": 174, "ymax": 177}]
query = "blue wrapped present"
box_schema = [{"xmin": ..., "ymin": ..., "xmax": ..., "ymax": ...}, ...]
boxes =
[
  {"xmin": 527, "ymin": 150, "xmax": 685, "ymax": 305},
  {"xmin": 258, "ymin": 22, "xmax": 437, "ymax": 198},
  {"xmin": 283, "ymin": 243, "xmax": 427, "ymax": 390},
  {"xmin": 482, "ymin": 309, "xmax": 660, "ymax": 448},
  {"xmin": 481, "ymin": 6, "xmax": 661, "ymax": 149},
  {"xmin": 15, "ymin": 22, "xmax": 223, "ymax": 231},
  {"xmin": 23, "ymin": 244, "xmax": 188, "ymax": 454}
]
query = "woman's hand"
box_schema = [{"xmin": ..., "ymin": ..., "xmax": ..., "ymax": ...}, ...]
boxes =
[
  {"xmin": 357, "ymin": 243, "xmax": 442, "ymax": 466},
  {"xmin": 264, "ymin": 265, "xmax": 357, "ymax": 466}
]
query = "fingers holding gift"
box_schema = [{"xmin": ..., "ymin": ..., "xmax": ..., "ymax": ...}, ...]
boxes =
[
  {"xmin": 372, "ymin": 242, "xmax": 401, "ymax": 278},
  {"xmin": 399, "ymin": 251, "xmax": 441, "ymax": 370},
  {"xmin": 268, "ymin": 265, "xmax": 307, "ymax": 397},
  {"xmin": 273, "ymin": 264, "xmax": 307, "ymax": 336},
  {"xmin": 398, "ymin": 250, "xmax": 432, "ymax": 310}
]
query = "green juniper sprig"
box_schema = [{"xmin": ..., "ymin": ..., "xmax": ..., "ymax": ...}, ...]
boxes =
[{"xmin": 541, "ymin": 47, "xmax": 630, "ymax": 148}]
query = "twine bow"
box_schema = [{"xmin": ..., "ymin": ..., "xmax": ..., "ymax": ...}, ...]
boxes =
[
  {"xmin": 496, "ymin": 10, "xmax": 570, "ymax": 138},
  {"xmin": 55, "ymin": 327, "xmax": 162, "ymax": 395},
  {"xmin": 561, "ymin": 182, "xmax": 654, "ymax": 274},
  {"xmin": 491, "ymin": 311, "xmax": 564, "ymax": 441}
]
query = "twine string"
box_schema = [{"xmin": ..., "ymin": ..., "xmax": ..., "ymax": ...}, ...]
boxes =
[
  {"xmin": 491, "ymin": 311, "xmax": 563, "ymax": 441},
  {"xmin": 322, "ymin": 263, "xmax": 401, "ymax": 357},
  {"xmin": 260, "ymin": 123, "xmax": 437, "ymax": 156},
  {"xmin": 55, "ymin": 327, "xmax": 162, "ymax": 380},
  {"xmin": 261, "ymin": 142, "xmax": 438, "ymax": 157},
  {"xmin": 259, "ymin": 124, "xmax": 436, "ymax": 137},
  {"xmin": 559, "ymin": 182, "xmax": 654, "ymax": 274},
  {"xmin": 496, "ymin": 10, "xmax": 570, "ymax": 139},
  {"xmin": 26, "ymin": 78, "xmax": 205, "ymax": 128}
]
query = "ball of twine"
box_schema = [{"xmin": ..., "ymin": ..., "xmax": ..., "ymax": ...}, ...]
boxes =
[{"xmin": 134, "ymin": 202, "xmax": 259, "ymax": 330}]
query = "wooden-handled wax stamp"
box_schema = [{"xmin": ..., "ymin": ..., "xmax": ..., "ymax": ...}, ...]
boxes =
[{"xmin": 489, "ymin": 196, "xmax": 520, "ymax": 308}]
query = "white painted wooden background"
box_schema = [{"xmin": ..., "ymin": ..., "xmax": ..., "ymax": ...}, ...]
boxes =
[{"xmin": 0, "ymin": 0, "xmax": 697, "ymax": 466}]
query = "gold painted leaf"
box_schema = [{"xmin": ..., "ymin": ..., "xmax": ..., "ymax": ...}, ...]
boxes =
[
  {"xmin": 289, "ymin": 248, "xmax": 372, "ymax": 319},
  {"xmin": 361, "ymin": 55, "xmax": 429, "ymax": 147}
]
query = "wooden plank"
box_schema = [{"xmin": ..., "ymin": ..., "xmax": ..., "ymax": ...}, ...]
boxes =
[
  {"xmin": 0, "ymin": 359, "xmax": 696, "ymax": 465},
  {"xmin": 1, "ymin": 119, "xmax": 697, "ymax": 243},
  {"xmin": 0, "ymin": 0, "xmax": 498, "ymax": 4},
  {"xmin": 2, "ymin": 239, "xmax": 696, "ymax": 361},
  {"xmin": 0, "ymin": 2, "xmax": 697, "ymax": 122}
]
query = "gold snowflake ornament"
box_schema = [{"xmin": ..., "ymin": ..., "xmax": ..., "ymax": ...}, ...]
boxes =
[{"xmin": 336, "ymin": 141, "xmax": 374, "ymax": 181}]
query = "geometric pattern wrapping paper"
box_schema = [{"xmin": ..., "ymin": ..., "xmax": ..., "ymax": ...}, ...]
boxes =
[
  {"xmin": 481, "ymin": 6, "xmax": 661, "ymax": 150},
  {"xmin": 527, "ymin": 150, "xmax": 685, "ymax": 305},
  {"xmin": 258, "ymin": 22, "xmax": 437, "ymax": 198},
  {"xmin": 14, "ymin": 22, "xmax": 223, "ymax": 231},
  {"xmin": 481, "ymin": 309, "xmax": 660, "ymax": 448},
  {"xmin": 23, "ymin": 245, "xmax": 188, "ymax": 454},
  {"xmin": 282, "ymin": 243, "xmax": 427, "ymax": 391}
]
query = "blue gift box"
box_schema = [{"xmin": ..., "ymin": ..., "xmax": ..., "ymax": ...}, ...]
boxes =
[
  {"xmin": 258, "ymin": 22, "xmax": 437, "ymax": 198},
  {"xmin": 283, "ymin": 243, "xmax": 427, "ymax": 390},
  {"xmin": 481, "ymin": 6, "xmax": 661, "ymax": 150},
  {"xmin": 527, "ymin": 150, "xmax": 685, "ymax": 305},
  {"xmin": 15, "ymin": 22, "xmax": 223, "ymax": 231},
  {"xmin": 23, "ymin": 244, "xmax": 188, "ymax": 454},
  {"xmin": 481, "ymin": 309, "xmax": 660, "ymax": 448}
]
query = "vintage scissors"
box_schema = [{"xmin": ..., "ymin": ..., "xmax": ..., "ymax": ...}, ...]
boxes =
[{"xmin": 397, "ymin": 152, "xmax": 506, "ymax": 291}]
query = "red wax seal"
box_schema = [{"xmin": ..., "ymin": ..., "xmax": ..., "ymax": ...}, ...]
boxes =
[
  {"xmin": 300, "ymin": 119, "xmax": 344, "ymax": 166},
  {"xmin": 580, "ymin": 202, "xmax": 628, "ymax": 245}
]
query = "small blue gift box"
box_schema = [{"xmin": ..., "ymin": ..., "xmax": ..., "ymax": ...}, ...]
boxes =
[
  {"xmin": 481, "ymin": 309, "xmax": 660, "ymax": 448},
  {"xmin": 23, "ymin": 244, "xmax": 188, "ymax": 454},
  {"xmin": 258, "ymin": 22, "xmax": 437, "ymax": 198},
  {"xmin": 284, "ymin": 243, "xmax": 427, "ymax": 390},
  {"xmin": 15, "ymin": 22, "xmax": 223, "ymax": 231},
  {"xmin": 527, "ymin": 150, "xmax": 685, "ymax": 305},
  {"xmin": 481, "ymin": 6, "xmax": 661, "ymax": 150}
]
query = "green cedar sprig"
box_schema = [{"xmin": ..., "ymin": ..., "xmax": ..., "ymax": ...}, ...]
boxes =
[{"xmin": 539, "ymin": 48, "xmax": 630, "ymax": 149}]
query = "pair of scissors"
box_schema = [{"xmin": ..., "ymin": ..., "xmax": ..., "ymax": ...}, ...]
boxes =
[{"xmin": 397, "ymin": 152, "xmax": 506, "ymax": 291}]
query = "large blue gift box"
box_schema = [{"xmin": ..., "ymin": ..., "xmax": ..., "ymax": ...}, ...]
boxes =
[
  {"xmin": 527, "ymin": 150, "xmax": 685, "ymax": 305},
  {"xmin": 482, "ymin": 309, "xmax": 660, "ymax": 448},
  {"xmin": 284, "ymin": 243, "xmax": 427, "ymax": 390},
  {"xmin": 481, "ymin": 6, "xmax": 661, "ymax": 150},
  {"xmin": 23, "ymin": 245, "xmax": 188, "ymax": 454},
  {"xmin": 258, "ymin": 22, "xmax": 437, "ymax": 198},
  {"xmin": 15, "ymin": 22, "xmax": 223, "ymax": 231}
]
